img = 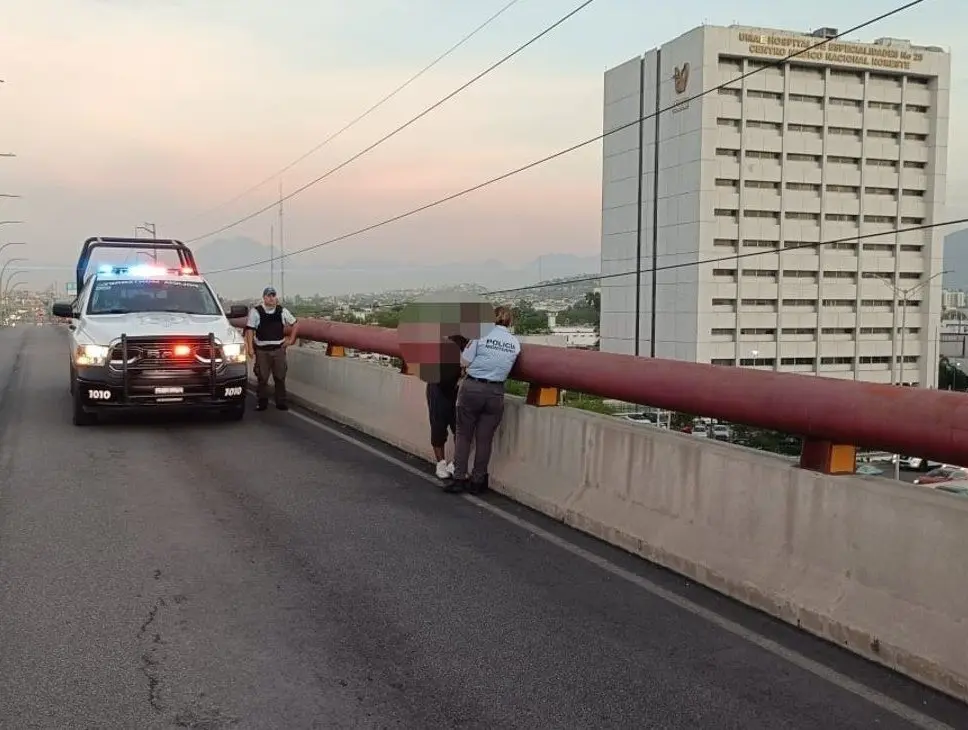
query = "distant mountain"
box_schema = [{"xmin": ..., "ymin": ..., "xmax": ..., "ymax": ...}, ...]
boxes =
[
  {"xmin": 194, "ymin": 236, "xmax": 600, "ymax": 298},
  {"xmin": 943, "ymin": 228, "xmax": 968, "ymax": 290}
]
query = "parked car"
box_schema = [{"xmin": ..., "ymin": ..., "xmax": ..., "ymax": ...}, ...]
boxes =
[{"xmin": 913, "ymin": 467, "xmax": 968, "ymax": 485}]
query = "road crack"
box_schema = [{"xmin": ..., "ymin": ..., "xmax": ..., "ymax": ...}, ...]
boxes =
[{"xmin": 139, "ymin": 595, "xmax": 167, "ymax": 713}]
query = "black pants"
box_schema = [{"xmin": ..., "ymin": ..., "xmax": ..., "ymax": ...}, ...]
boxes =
[{"xmin": 427, "ymin": 381, "xmax": 457, "ymax": 448}]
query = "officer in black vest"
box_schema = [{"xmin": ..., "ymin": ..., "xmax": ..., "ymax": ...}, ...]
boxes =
[{"xmin": 244, "ymin": 286, "xmax": 298, "ymax": 411}]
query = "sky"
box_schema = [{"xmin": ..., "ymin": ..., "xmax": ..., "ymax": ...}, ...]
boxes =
[{"xmin": 1, "ymin": 0, "xmax": 967, "ymax": 295}]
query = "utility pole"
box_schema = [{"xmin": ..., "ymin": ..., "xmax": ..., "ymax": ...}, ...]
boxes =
[
  {"xmin": 269, "ymin": 224, "xmax": 275, "ymax": 288},
  {"xmin": 875, "ymin": 269, "xmax": 948, "ymax": 480},
  {"xmin": 279, "ymin": 180, "xmax": 286, "ymax": 301}
]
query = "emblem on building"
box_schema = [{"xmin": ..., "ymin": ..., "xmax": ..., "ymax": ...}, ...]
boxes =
[{"xmin": 673, "ymin": 62, "xmax": 690, "ymax": 94}]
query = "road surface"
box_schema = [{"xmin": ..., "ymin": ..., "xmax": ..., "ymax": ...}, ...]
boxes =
[{"xmin": 0, "ymin": 326, "xmax": 964, "ymax": 729}]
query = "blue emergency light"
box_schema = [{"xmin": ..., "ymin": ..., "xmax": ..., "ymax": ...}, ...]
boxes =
[{"xmin": 97, "ymin": 264, "xmax": 194, "ymax": 276}]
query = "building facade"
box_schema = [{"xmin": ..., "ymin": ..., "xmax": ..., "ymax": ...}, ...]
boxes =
[{"xmin": 599, "ymin": 24, "xmax": 950, "ymax": 386}]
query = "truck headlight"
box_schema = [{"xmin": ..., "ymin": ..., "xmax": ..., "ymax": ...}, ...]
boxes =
[
  {"xmin": 222, "ymin": 343, "xmax": 246, "ymax": 363},
  {"xmin": 75, "ymin": 344, "xmax": 110, "ymax": 366}
]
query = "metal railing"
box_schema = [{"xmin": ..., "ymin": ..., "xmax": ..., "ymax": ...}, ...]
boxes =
[{"xmin": 230, "ymin": 316, "xmax": 968, "ymax": 472}]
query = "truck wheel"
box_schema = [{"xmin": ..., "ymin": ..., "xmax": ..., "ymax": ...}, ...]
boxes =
[
  {"xmin": 72, "ymin": 382, "xmax": 96, "ymax": 426},
  {"xmin": 223, "ymin": 399, "xmax": 245, "ymax": 421}
]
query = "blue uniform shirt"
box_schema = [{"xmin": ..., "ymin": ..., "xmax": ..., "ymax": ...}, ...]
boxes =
[{"xmin": 462, "ymin": 325, "xmax": 521, "ymax": 382}]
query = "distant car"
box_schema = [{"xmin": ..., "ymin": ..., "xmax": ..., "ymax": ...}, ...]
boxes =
[
  {"xmin": 913, "ymin": 467, "xmax": 968, "ymax": 485},
  {"xmin": 894, "ymin": 455, "xmax": 940, "ymax": 472},
  {"xmin": 856, "ymin": 463, "xmax": 885, "ymax": 476},
  {"xmin": 934, "ymin": 483, "xmax": 968, "ymax": 497}
]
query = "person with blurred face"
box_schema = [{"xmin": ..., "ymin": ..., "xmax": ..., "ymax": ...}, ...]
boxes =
[
  {"xmin": 447, "ymin": 306, "xmax": 520, "ymax": 494},
  {"xmin": 427, "ymin": 334, "xmax": 468, "ymax": 479},
  {"xmin": 244, "ymin": 286, "xmax": 297, "ymax": 411}
]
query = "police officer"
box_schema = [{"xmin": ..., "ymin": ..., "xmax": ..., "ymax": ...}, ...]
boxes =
[
  {"xmin": 244, "ymin": 286, "xmax": 297, "ymax": 411},
  {"xmin": 448, "ymin": 305, "xmax": 520, "ymax": 494}
]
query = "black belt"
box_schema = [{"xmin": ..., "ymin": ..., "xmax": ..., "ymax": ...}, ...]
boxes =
[
  {"xmin": 467, "ymin": 375, "xmax": 505, "ymax": 385},
  {"xmin": 255, "ymin": 344, "xmax": 283, "ymax": 351}
]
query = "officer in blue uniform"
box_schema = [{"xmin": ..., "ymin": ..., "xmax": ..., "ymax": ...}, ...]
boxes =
[{"xmin": 448, "ymin": 305, "xmax": 521, "ymax": 493}]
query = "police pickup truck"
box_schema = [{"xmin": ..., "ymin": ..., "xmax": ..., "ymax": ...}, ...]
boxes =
[{"xmin": 51, "ymin": 237, "xmax": 250, "ymax": 426}]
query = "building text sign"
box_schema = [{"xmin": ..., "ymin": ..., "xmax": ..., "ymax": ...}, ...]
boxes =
[{"xmin": 738, "ymin": 32, "xmax": 924, "ymax": 72}]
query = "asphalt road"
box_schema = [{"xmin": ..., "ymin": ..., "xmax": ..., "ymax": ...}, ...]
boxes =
[{"xmin": 1, "ymin": 326, "xmax": 966, "ymax": 729}]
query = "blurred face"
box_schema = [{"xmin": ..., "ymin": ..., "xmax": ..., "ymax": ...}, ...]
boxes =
[{"xmin": 263, "ymin": 292, "xmax": 278, "ymax": 308}]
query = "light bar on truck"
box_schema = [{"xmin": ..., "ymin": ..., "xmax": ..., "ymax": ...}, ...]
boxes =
[{"xmin": 97, "ymin": 264, "xmax": 195, "ymax": 277}]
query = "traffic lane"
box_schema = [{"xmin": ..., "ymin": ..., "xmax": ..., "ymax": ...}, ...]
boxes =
[
  {"xmin": 0, "ymin": 328, "xmax": 957, "ymax": 730},
  {"xmin": 0, "ymin": 328, "xmax": 423, "ymax": 729},
  {"xmin": 176, "ymin": 407, "xmax": 955, "ymax": 727}
]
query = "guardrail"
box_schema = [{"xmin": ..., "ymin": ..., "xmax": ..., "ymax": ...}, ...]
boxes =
[{"xmin": 230, "ymin": 317, "xmax": 968, "ymax": 474}]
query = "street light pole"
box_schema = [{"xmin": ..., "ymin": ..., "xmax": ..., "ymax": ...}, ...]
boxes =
[
  {"xmin": 1, "ymin": 276, "xmax": 26, "ymax": 325},
  {"xmin": 0, "ymin": 241, "xmax": 26, "ymax": 259},
  {"xmin": 0, "ymin": 257, "xmax": 27, "ymax": 293}
]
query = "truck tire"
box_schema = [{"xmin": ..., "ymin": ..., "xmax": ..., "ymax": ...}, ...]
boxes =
[{"xmin": 72, "ymin": 381, "xmax": 97, "ymax": 426}]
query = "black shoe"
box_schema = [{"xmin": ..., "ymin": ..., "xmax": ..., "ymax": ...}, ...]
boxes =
[
  {"xmin": 467, "ymin": 474, "xmax": 489, "ymax": 495},
  {"xmin": 256, "ymin": 399, "xmax": 268, "ymax": 411},
  {"xmin": 443, "ymin": 478, "xmax": 466, "ymax": 494},
  {"xmin": 276, "ymin": 402, "xmax": 289, "ymax": 411}
]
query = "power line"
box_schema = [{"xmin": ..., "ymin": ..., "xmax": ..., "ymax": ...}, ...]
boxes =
[
  {"xmin": 301, "ymin": 216, "xmax": 968, "ymax": 312},
  {"xmin": 186, "ymin": 0, "xmax": 599, "ymax": 244},
  {"xmin": 203, "ymin": 0, "xmax": 926, "ymax": 276},
  {"xmin": 173, "ymin": 0, "xmax": 523, "ymax": 227}
]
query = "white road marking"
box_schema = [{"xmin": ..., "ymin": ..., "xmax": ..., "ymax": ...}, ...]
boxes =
[{"xmin": 260, "ymin": 396, "xmax": 954, "ymax": 729}]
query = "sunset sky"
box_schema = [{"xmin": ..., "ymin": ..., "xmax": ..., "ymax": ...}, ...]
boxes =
[{"xmin": 1, "ymin": 0, "xmax": 966, "ymax": 292}]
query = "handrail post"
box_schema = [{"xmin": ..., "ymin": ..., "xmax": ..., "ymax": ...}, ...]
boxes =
[
  {"xmin": 526, "ymin": 383, "xmax": 560, "ymax": 407},
  {"xmin": 799, "ymin": 439, "xmax": 857, "ymax": 475}
]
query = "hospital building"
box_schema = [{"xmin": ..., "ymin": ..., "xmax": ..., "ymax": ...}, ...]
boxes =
[{"xmin": 599, "ymin": 24, "xmax": 950, "ymax": 386}]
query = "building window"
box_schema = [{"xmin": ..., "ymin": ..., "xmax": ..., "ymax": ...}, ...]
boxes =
[
  {"xmin": 828, "ymin": 155, "xmax": 860, "ymax": 166},
  {"xmin": 787, "ymin": 182, "xmax": 821, "ymax": 192},
  {"xmin": 746, "ymin": 150, "xmax": 781, "ymax": 160}
]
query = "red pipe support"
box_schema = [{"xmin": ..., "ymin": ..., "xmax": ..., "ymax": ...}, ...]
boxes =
[{"xmin": 231, "ymin": 317, "xmax": 968, "ymax": 466}]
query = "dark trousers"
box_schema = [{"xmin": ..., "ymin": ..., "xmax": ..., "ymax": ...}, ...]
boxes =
[
  {"xmin": 254, "ymin": 346, "xmax": 288, "ymax": 404},
  {"xmin": 453, "ymin": 378, "xmax": 505, "ymax": 483},
  {"xmin": 427, "ymin": 382, "xmax": 457, "ymax": 448}
]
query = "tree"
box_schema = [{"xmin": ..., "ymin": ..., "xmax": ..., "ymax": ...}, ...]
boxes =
[{"xmin": 511, "ymin": 301, "xmax": 551, "ymax": 335}]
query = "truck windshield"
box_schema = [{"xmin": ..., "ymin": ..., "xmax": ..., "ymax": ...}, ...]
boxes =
[{"xmin": 87, "ymin": 279, "xmax": 222, "ymax": 316}]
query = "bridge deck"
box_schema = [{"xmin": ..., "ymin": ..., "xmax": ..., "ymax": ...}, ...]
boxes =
[{"xmin": 0, "ymin": 327, "xmax": 963, "ymax": 729}]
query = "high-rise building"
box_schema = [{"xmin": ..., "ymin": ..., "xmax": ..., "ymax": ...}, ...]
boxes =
[{"xmin": 599, "ymin": 24, "xmax": 950, "ymax": 387}]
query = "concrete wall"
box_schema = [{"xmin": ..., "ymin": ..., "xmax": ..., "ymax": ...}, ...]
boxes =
[{"xmin": 269, "ymin": 346, "xmax": 968, "ymax": 702}]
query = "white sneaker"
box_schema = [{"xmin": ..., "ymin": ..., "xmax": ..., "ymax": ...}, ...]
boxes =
[
  {"xmin": 435, "ymin": 460, "xmax": 450, "ymax": 479},
  {"xmin": 446, "ymin": 462, "xmax": 455, "ymax": 476}
]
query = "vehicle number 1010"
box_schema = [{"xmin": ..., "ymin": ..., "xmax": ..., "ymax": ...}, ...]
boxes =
[
  {"xmin": 224, "ymin": 386, "xmax": 243, "ymax": 397},
  {"xmin": 88, "ymin": 389, "xmax": 112, "ymax": 400}
]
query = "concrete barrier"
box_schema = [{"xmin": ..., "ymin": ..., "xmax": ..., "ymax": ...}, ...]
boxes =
[{"xmin": 262, "ymin": 347, "xmax": 968, "ymax": 703}]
